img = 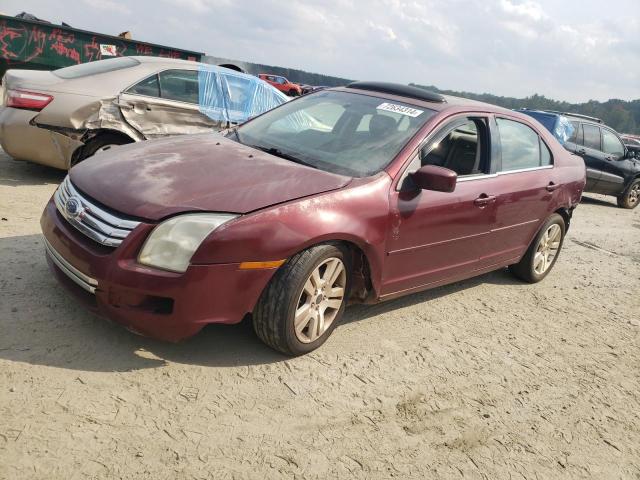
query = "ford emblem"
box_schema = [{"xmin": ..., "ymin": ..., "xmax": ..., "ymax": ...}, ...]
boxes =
[{"xmin": 65, "ymin": 196, "xmax": 83, "ymax": 218}]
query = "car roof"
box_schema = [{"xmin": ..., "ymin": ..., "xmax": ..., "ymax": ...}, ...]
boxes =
[
  {"xmin": 331, "ymin": 83, "xmax": 516, "ymax": 116},
  {"xmin": 521, "ymin": 108, "xmax": 604, "ymax": 125}
]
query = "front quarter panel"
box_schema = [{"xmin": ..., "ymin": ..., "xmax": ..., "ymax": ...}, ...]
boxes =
[{"xmin": 190, "ymin": 174, "xmax": 392, "ymax": 295}]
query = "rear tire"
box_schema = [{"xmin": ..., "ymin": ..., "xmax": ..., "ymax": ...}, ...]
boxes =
[
  {"xmin": 617, "ymin": 179, "xmax": 640, "ymax": 209},
  {"xmin": 73, "ymin": 133, "xmax": 133, "ymax": 166},
  {"xmin": 509, "ymin": 214, "xmax": 565, "ymax": 283},
  {"xmin": 253, "ymin": 244, "xmax": 350, "ymax": 356}
]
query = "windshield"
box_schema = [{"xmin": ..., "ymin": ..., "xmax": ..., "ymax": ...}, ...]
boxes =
[
  {"xmin": 233, "ymin": 90, "xmax": 435, "ymax": 177},
  {"xmin": 54, "ymin": 57, "xmax": 140, "ymax": 79}
]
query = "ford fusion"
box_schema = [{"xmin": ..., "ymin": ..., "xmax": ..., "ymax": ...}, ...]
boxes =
[{"xmin": 41, "ymin": 82, "xmax": 586, "ymax": 355}]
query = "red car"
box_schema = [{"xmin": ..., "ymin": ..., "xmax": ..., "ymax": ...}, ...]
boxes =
[
  {"xmin": 41, "ymin": 82, "xmax": 586, "ymax": 355},
  {"xmin": 258, "ymin": 73, "xmax": 302, "ymax": 96}
]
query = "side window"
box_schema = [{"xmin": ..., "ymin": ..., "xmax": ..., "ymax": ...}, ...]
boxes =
[
  {"xmin": 602, "ymin": 129, "xmax": 625, "ymax": 158},
  {"xmin": 419, "ymin": 119, "xmax": 486, "ymax": 176},
  {"xmin": 575, "ymin": 123, "xmax": 584, "ymax": 146},
  {"xmin": 496, "ymin": 118, "xmax": 543, "ymax": 171},
  {"xmin": 127, "ymin": 74, "xmax": 160, "ymax": 97},
  {"xmin": 158, "ymin": 69, "xmax": 199, "ymax": 104},
  {"xmin": 567, "ymin": 121, "xmax": 580, "ymax": 143},
  {"xmin": 540, "ymin": 138, "xmax": 552, "ymax": 166},
  {"xmin": 223, "ymin": 74, "xmax": 252, "ymax": 111},
  {"xmin": 582, "ymin": 124, "xmax": 601, "ymax": 151}
]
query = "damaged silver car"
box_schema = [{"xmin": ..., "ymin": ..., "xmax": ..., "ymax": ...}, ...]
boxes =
[{"xmin": 0, "ymin": 56, "xmax": 288, "ymax": 169}]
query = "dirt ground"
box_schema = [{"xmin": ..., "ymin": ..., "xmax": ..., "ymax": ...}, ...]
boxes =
[{"xmin": 0, "ymin": 148, "xmax": 639, "ymax": 480}]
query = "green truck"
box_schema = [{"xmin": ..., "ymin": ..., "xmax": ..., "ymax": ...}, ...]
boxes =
[{"xmin": 0, "ymin": 14, "xmax": 203, "ymax": 79}]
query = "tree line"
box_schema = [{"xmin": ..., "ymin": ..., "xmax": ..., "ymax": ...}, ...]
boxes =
[
  {"xmin": 411, "ymin": 84, "xmax": 640, "ymax": 135},
  {"xmin": 211, "ymin": 55, "xmax": 640, "ymax": 135}
]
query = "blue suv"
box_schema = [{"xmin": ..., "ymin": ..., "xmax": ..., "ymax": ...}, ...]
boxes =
[{"xmin": 518, "ymin": 110, "xmax": 640, "ymax": 209}]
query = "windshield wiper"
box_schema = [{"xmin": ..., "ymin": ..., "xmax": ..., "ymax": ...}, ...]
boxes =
[
  {"xmin": 224, "ymin": 125, "xmax": 240, "ymax": 141},
  {"xmin": 251, "ymin": 144, "xmax": 318, "ymax": 169}
]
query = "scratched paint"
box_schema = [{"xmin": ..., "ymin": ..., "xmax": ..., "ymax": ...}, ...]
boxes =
[{"xmin": 0, "ymin": 14, "xmax": 201, "ymax": 75}]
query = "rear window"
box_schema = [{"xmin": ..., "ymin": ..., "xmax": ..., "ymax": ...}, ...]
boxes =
[{"xmin": 54, "ymin": 57, "xmax": 140, "ymax": 79}]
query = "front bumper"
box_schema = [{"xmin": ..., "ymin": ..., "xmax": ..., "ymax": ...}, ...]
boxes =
[
  {"xmin": 40, "ymin": 198, "xmax": 277, "ymax": 342},
  {"xmin": 0, "ymin": 107, "xmax": 79, "ymax": 170}
]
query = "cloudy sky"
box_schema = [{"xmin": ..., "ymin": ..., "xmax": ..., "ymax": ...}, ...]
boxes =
[{"xmin": 3, "ymin": 0, "xmax": 639, "ymax": 102}]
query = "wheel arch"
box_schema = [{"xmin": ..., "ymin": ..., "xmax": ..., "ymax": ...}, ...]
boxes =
[
  {"xmin": 70, "ymin": 129, "xmax": 136, "ymax": 166},
  {"xmin": 327, "ymin": 239, "xmax": 376, "ymax": 304},
  {"xmin": 275, "ymin": 235, "xmax": 381, "ymax": 305},
  {"xmin": 554, "ymin": 207, "xmax": 572, "ymax": 232}
]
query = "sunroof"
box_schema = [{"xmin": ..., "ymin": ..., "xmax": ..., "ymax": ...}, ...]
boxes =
[{"xmin": 346, "ymin": 82, "xmax": 446, "ymax": 103}]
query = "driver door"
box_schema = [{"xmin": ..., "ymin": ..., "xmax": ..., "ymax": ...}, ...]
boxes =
[{"xmin": 382, "ymin": 116, "xmax": 497, "ymax": 297}]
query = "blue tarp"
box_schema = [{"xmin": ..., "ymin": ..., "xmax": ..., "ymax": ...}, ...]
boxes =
[
  {"xmin": 517, "ymin": 110, "xmax": 575, "ymax": 145},
  {"xmin": 197, "ymin": 65, "xmax": 288, "ymax": 125}
]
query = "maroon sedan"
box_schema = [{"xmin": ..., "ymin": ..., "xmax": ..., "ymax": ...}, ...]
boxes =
[{"xmin": 40, "ymin": 82, "xmax": 586, "ymax": 355}]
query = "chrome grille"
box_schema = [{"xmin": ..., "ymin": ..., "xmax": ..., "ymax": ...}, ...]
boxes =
[
  {"xmin": 44, "ymin": 237, "xmax": 98, "ymax": 294},
  {"xmin": 54, "ymin": 176, "xmax": 141, "ymax": 247}
]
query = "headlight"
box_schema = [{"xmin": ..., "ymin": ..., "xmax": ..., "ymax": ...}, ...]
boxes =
[{"xmin": 138, "ymin": 213, "xmax": 237, "ymax": 273}]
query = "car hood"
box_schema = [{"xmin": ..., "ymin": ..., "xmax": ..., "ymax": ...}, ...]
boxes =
[{"xmin": 69, "ymin": 134, "xmax": 351, "ymax": 221}]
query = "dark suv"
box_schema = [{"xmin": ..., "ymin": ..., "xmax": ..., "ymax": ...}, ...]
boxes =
[{"xmin": 519, "ymin": 110, "xmax": 640, "ymax": 209}]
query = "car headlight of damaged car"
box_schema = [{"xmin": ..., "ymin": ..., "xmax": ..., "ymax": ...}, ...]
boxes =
[{"xmin": 138, "ymin": 213, "xmax": 237, "ymax": 273}]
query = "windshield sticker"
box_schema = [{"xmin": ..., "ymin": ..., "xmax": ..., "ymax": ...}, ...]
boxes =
[{"xmin": 376, "ymin": 102, "xmax": 423, "ymax": 117}]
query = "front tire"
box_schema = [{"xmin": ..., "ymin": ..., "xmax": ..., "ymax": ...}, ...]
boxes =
[
  {"xmin": 253, "ymin": 244, "xmax": 350, "ymax": 356},
  {"xmin": 509, "ymin": 214, "xmax": 565, "ymax": 283},
  {"xmin": 617, "ymin": 179, "xmax": 640, "ymax": 209}
]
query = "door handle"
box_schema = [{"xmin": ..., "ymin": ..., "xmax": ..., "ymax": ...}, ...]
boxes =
[
  {"xmin": 546, "ymin": 182, "xmax": 560, "ymax": 192},
  {"xmin": 605, "ymin": 156, "xmax": 613, "ymax": 161},
  {"xmin": 577, "ymin": 149, "xmax": 586, "ymax": 155},
  {"xmin": 473, "ymin": 194, "xmax": 496, "ymax": 207}
]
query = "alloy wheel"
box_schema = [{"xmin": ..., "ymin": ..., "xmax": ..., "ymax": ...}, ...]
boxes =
[
  {"xmin": 294, "ymin": 257, "xmax": 346, "ymax": 343},
  {"xmin": 629, "ymin": 183, "xmax": 640, "ymax": 206},
  {"xmin": 533, "ymin": 224, "xmax": 562, "ymax": 275}
]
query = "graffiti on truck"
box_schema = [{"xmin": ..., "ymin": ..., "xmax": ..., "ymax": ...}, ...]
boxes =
[{"xmin": 0, "ymin": 17, "xmax": 199, "ymax": 70}]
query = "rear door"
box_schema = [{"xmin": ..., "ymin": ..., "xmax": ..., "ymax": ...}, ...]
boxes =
[
  {"xmin": 478, "ymin": 116, "xmax": 557, "ymax": 267},
  {"xmin": 118, "ymin": 69, "xmax": 220, "ymax": 137}
]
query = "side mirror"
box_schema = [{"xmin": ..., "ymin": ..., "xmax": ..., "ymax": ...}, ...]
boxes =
[{"xmin": 410, "ymin": 165, "xmax": 457, "ymax": 192}]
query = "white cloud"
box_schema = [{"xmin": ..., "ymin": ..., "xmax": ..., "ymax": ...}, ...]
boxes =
[
  {"xmin": 367, "ymin": 22, "xmax": 397, "ymax": 42},
  {"xmin": 164, "ymin": 0, "xmax": 227, "ymax": 13},
  {"xmin": 499, "ymin": 0, "xmax": 546, "ymax": 21},
  {"xmin": 82, "ymin": 0, "xmax": 131, "ymax": 15},
  {"xmin": 3, "ymin": 0, "xmax": 638, "ymax": 102}
]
